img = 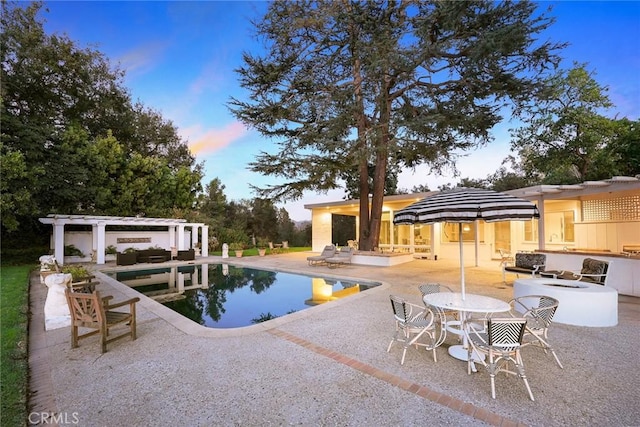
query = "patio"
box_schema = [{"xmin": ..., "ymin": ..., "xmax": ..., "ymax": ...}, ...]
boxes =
[{"xmin": 29, "ymin": 252, "xmax": 639, "ymax": 426}]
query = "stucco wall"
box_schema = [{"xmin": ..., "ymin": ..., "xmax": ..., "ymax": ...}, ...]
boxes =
[{"xmin": 55, "ymin": 230, "xmax": 192, "ymax": 257}]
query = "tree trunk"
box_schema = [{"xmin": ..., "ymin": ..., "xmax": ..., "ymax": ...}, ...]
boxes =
[{"xmin": 358, "ymin": 157, "xmax": 371, "ymax": 250}]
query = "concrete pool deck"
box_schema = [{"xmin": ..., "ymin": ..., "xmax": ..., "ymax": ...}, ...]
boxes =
[{"xmin": 29, "ymin": 252, "xmax": 640, "ymax": 426}]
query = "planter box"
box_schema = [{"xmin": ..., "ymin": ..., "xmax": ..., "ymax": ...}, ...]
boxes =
[{"xmin": 116, "ymin": 252, "xmax": 137, "ymax": 266}]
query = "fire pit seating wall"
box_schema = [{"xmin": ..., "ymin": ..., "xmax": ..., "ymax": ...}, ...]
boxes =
[{"xmin": 503, "ymin": 253, "xmax": 546, "ymax": 281}]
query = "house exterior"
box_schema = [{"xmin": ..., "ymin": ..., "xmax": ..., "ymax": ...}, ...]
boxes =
[{"xmin": 304, "ymin": 176, "xmax": 640, "ymax": 261}]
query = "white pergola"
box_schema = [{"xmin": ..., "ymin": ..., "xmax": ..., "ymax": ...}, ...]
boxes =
[{"xmin": 39, "ymin": 214, "xmax": 209, "ymax": 265}]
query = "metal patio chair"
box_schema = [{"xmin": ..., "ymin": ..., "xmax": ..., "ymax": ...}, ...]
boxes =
[
  {"xmin": 418, "ymin": 283, "xmax": 457, "ymax": 331},
  {"xmin": 510, "ymin": 295, "xmax": 563, "ymax": 368},
  {"xmin": 466, "ymin": 317, "xmax": 535, "ymax": 401},
  {"xmin": 387, "ymin": 295, "xmax": 441, "ymax": 365}
]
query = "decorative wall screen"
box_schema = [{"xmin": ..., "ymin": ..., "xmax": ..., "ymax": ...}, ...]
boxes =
[{"xmin": 582, "ymin": 195, "xmax": 640, "ymax": 221}]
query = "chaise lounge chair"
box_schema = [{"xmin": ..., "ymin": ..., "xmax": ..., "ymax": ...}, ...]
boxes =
[
  {"xmin": 307, "ymin": 245, "xmax": 337, "ymax": 266},
  {"xmin": 325, "ymin": 247, "xmax": 354, "ymax": 268}
]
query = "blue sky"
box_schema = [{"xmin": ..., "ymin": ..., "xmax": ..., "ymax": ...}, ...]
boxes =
[{"xmin": 40, "ymin": 1, "xmax": 640, "ymax": 220}]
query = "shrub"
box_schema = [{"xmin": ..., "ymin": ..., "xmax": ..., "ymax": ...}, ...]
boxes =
[
  {"xmin": 60, "ymin": 265, "xmax": 91, "ymax": 282},
  {"xmin": 64, "ymin": 244, "xmax": 84, "ymax": 257}
]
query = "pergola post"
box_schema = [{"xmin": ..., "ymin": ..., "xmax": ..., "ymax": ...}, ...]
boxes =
[
  {"xmin": 54, "ymin": 223, "xmax": 65, "ymax": 265},
  {"xmin": 96, "ymin": 222, "xmax": 106, "ymax": 264},
  {"xmin": 177, "ymin": 225, "xmax": 186, "ymax": 250},
  {"xmin": 201, "ymin": 226, "xmax": 209, "ymax": 257},
  {"xmin": 191, "ymin": 225, "xmax": 200, "ymax": 251},
  {"xmin": 169, "ymin": 226, "xmax": 176, "ymax": 252}
]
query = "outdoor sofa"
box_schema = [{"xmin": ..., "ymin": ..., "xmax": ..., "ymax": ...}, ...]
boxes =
[
  {"xmin": 175, "ymin": 249, "xmax": 195, "ymax": 261},
  {"xmin": 116, "ymin": 249, "xmax": 172, "ymax": 265},
  {"xmin": 502, "ymin": 252, "xmax": 546, "ymax": 282}
]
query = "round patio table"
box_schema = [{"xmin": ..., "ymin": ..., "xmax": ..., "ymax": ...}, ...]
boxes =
[{"xmin": 422, "ymin": 292, "xmax": 510, "ymax": 362}]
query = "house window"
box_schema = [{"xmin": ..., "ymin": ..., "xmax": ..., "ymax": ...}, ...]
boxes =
[
  {"xmin": 544, "ymin": 211, "xmax": 575, "ymax": 243},
  {"xmin": 441, "ymin": 222, "xmax": 484, "ymax": 243},
  {"xmin": 414, "ymin": 224, "xmax": 430, "ymax": 246},
  {"xmin": 394, "ymin": 224, "xmax": 411, "ymax": 245},
  {"xmin": 524, "ymin": 219, "xmax": 538, "ymax": 242},
  {"xmin": 380, "ymin": 219, "xmax": 390, "ymax": 244}
]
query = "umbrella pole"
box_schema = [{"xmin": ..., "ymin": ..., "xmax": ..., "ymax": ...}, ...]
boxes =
[{"xmin": 459, "ymin": 223, "xmax": 465, "ymax": 300}]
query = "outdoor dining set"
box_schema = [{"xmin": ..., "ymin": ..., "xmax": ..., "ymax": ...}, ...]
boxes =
[{"xmin": 387, "ymin": 285, "xmax": 562, "ymax": 402}]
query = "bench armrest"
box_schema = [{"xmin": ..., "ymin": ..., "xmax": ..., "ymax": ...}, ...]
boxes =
[{"xmin": 105, "ymin": 297, "xmax": 140, "ymax": 310}]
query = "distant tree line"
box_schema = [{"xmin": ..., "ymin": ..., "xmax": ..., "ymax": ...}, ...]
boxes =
[
  {"xmin": 0, "ymin": 1, "xmax": 309, "ymax": 259},
  {"xmin": 2, "ymin": 2, "xmax": 637, "ymax": 260}
]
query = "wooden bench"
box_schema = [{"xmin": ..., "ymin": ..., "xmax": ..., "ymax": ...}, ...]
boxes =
[{"xmin": 502, "ymin": 252, "xmax": 546, "ymax": 283}]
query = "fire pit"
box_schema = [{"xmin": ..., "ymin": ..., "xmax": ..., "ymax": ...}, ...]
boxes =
[{"xmin": 514, "ymin": 278, "xmax": 618, "ymax": 327}]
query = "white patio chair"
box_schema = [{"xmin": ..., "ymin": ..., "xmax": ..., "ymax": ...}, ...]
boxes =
[
  {"xmin": 418, "ymin": 283, "xmax": 457, "ymax": 326},
  {"xmin": 466, "ymin": 317, "xmax": 535, "ymax": 401},
  {"xmin": 498, "ymin": 249, "xmax": 514, "ymax": 267},
  {"xmin": 509, "ymin": 295, "xmax": 563, "ymax": 368},
  {"xmin": 387, "ymin": 295, "xmax": 440, "ymax": 365}
]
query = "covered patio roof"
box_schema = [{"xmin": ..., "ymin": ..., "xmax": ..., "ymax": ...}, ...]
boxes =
[
  {"xmin": 304, "ymin": 176, "xmax": 640, "ymax": 214},
  {"xmin": 506, "ymin": 176, "xmax": 640, "ymax": 200},
  {"xmin": 39, "ymin": 214, "xmax": 208, "ymax": 265}
]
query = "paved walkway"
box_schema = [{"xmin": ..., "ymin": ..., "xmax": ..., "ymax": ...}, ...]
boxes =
[{"xmin": 29, "ymin": 253, "xmax": 640, "ymax": 426}]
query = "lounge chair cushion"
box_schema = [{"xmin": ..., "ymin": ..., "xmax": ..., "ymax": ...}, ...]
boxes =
[{"xmin": 307, "ymin": 245, "xmax": 337, "ymax": 265}]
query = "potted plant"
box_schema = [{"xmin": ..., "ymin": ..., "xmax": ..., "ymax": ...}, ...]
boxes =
[
  {"xmin": 229, "ymin": 242, "xmax": 244, "ymax": 257},
  {"xmin": 61, "ymin": 265, "xmax": 92, "ymax": 283},
  {"xmin": 256, "ymin": 238, "xmax": 269, "ymax": 257}
]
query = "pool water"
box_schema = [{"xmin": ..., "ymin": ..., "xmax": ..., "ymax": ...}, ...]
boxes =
[{"xmin": 106, "ymin": 263, "xmax": 380, "ymax": 328}]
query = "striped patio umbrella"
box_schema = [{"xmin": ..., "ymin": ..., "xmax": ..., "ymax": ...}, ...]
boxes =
[{"xmin": 393, "ymin": 187, "xmax": 539, "ymax": 299}]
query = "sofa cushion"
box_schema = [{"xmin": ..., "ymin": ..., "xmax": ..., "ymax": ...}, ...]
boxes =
[
  {"xmin": 580, "ymin": 258, "xmax": 608, "ymax": 285},
  {"xmin": 514, "ymin": 253, "xmax": 546, "ymax": 270},
  {"xmin": 136, "ymin": 249, "xmax": 171, "ymax": 263}
]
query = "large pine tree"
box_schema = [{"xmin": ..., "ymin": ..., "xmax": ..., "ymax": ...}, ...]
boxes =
[{"xmin": 229, "ymin": 0, "xmax": 565, "ymax": 250}]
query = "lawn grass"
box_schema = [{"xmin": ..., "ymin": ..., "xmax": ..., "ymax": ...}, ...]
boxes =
[{"xmin": 1, "ymin": 265, "xmax": 32, "ymax": 427}]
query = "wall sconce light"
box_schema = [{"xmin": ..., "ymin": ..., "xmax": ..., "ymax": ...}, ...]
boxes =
[{"xmin": 462, "ymin": 224, "xmax": 471, "ymax": 232}]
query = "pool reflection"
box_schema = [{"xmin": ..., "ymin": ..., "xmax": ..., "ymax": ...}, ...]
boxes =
[{"xmin": 109, "ymin": 264, "xmax": 379, "ymax": 328}]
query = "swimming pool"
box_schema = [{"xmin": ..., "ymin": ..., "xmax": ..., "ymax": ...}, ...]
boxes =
[{"xmin": 105, "ymin": 263, "xmax": 380, "ymax": 328}]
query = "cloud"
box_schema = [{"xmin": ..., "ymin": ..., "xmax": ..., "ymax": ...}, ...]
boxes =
[
  {"xmin": 117, "ymin": 41, "xmax": 169, "ymax": 76},
  {"xmin": 188, "ymin": 122, "xmax": 249, "ymax": 156}
]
